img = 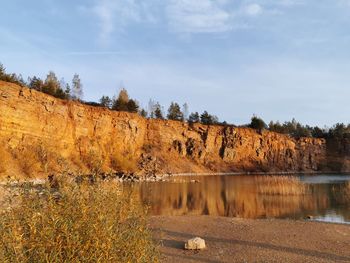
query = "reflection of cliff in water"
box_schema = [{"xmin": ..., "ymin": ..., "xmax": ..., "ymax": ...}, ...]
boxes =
[{"xmin": 138, "ymin": 176, "xmax": 350, "ymax": 221}]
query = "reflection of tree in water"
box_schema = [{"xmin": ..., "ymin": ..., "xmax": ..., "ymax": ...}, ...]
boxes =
[{"xmin": 138, "ymin": 176, "xmax": 350, "ymax": 220}]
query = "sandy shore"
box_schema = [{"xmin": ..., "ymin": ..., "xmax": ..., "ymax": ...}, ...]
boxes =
[{"xmin": 150, "ymin": 215, "xmax": 350, "ymax": 263}]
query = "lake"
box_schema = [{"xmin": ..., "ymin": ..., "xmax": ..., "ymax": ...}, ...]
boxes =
[{"xmin": 138, "ymin": 174, "xmax": 350, "ymax": 224}]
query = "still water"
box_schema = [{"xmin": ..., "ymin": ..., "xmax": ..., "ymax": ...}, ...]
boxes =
[{"xmin": 138, "ymin": 174, "xmax": 350, "ymax": 224}]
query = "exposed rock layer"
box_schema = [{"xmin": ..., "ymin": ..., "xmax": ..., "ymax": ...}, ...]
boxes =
[{"xmin": 0, "ymin": 81, "xmax": 342, "ymax": 178}]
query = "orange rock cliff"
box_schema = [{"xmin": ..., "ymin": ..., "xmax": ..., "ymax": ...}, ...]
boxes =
[{"xmin": 0, "ymin": 81, "xmax": 344, "ymax": 179}]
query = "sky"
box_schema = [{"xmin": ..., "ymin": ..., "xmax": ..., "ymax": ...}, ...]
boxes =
[{"xmin": 1, "ymin": 0, "xmax": 350, "ymax": 126}]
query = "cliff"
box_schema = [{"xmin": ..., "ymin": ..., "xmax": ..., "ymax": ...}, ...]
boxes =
[{"xmin": 0, "ymin": 81, "xmax": 335, "ymax": 179}]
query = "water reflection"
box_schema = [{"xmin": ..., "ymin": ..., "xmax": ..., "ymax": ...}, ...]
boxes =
[{"xmin": 138, "ymin": 175, "xmax": 350, "ymax": 223}]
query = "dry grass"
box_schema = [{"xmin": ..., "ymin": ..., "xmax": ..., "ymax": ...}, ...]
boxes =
[
  {"xmin": 82, "ymin": 149, "xmax": 104, "ymax": 175},
  {"xmin": 256, "ymin": 176, "xmax": 308, "ymax": 195},
  {"xmin": 0, "ymin": 178, "xmax": 159, "ymax": 263},
  {"xmin": 8, "ymin": 142, "xmax": 61, "ymax": 178}
]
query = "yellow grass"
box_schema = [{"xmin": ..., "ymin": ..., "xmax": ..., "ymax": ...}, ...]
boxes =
[
  {"xmin": 0, "ymin": 177, "xmax": 159, "ymax": 262},
  {"xmin": 256, "ymin": 176, "xmax": 308, "ymax": 195}
]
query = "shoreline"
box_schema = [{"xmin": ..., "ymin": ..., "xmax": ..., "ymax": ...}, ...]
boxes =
[
  {"xmin": 150, "ymin": 215, "xmax": 350, "ymax": 263},
  {"xmin": 168, "ymin": 171, "xmax": 350, "ymax": 177},
  {"xmin": 1, "ymin": 171, "xmax": 350, "ymax": 185}
]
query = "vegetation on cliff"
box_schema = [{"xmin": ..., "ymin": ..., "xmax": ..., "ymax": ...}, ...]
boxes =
[
  {"xmin": 2, "ymin": 64, "xmax": 348, "ymax": 177},
  {"xmin": 1, "ymin": 62, "xmax": 349, "ymax": 142}
]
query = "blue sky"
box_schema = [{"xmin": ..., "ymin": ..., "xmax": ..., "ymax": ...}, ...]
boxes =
[{"xmin": 1, "ymin": 0, "xmax": 350, "ymax": 126}]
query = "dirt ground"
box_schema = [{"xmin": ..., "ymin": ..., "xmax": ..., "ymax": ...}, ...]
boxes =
[{"xmin": 150, "ymin": 215, "xmax": 350, "ymax": 263}]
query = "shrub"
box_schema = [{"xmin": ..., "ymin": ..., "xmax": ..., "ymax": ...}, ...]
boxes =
[
  {"xmin": 0, "ymin": 178, "xmax": 159, "ymax": 262},
  {"xmin": 249, "ymin": 115, "xmax": 267, "ymax": 132},
  {"xmin": 83, "ymin": 149, "xmax": 103, "ymax": 175}
]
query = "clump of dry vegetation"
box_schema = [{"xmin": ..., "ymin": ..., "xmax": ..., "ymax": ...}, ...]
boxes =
[
  {"xmin": 0, "ymin": 177, "xmax": 159, "ymax": 262},
  {"xmin": 7, "ymin": 141, "xmax": 63, "ymax": 178},
  {"xmin": 256, "ymin": 176, "xmax": 308, "ymax": 195},
  {"xmin": 83, "ymin": 149, "xmax": 104, "ymax": 175}
]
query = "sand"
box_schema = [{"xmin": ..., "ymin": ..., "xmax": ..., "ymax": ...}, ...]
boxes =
[{"xmin": 150, "ymin": 215, "xmax": 350, "ymax": 263}]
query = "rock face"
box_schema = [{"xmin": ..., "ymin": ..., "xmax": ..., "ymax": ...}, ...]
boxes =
[
  {"xmin": 185, "ymin": 237, "xmax": 206, "ymax": 250},
  {"xmin": 0, "ymin": 81, "xmax": 337, "ymax": 179}
]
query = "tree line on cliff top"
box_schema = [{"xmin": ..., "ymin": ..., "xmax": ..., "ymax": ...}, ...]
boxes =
[{"xmin": 1, "ymin": 62, "xmax": 348, "ymax": 140}]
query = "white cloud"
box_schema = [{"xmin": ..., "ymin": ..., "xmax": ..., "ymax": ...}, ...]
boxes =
[
  {"xmin": 90, "ymin": 0, "xmax": 148, "ymax": 43},
  {"xmin": 266, "ymin": 0, "xmax": 304, "ymax": 7},
  {"xmin": 244, "ymin": 3, "xmax": 262, "ymax": 16},
  {"xmin": 87, "ymin": 0, "xmax": 284, "ymax": 39},
  {"xmin": 166, "ymin": 0, "xmax": 233, "ymax": 33}
]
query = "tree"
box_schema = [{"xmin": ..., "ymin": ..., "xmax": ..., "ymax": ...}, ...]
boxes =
[
  {"xmin": 200, "ymin": 111, "xmax": 218, "ymax": 125},
  {"xmin": 100, "ymin": 96, "xmax": 112, "ymax": 108},
  {"xmin": 64, "ymin": 84, "xmax": 71, "ymax": 99},
  {"xmin": 28, "ymin": 76, "xmax": 44, "ymax": 91},
  {"xmin": 112, "ymin": 88, "xmax": 129, "ymax": 111},
  {"xmin": 139, "ymin": 108, "xmax": 148, "ymax": 118},
  {"xmin": 311, "ymin": 126, "xmax": 324, "ymax": 138},
  {"xmin": 126, "ymin": 99, "xmax": 139, "ymax": 113},
  {"xmin": 148, "ymin": 99, "xmax": 164, "ymax": 118},
  {"xmin": 44, "ymin": 71, "xmax": 60, "ymax": 96},
  {"xmin": 167, "ymin": 102, "xmax": 184, "ymax": 121},
  {"xmin": 249, "ymin": 115, "xmax": 267, "ymax": 132},
  {"xmin": 154, "ymin": 102, "xmax": 164, "ymax": 119},
  {"xmin": 0, "ymin": 63, "xmax": 5, "ymax": 78},
  {"xmin": 328, "ymin": 123, "xmax": 349, "ymax": 139},
  {"xmin": 117, "ymin": 87, "xmax": 129, "ymax": 103},
  {"xmin": 0, "ymin": 63, "xmax": 26, "ymax": 87},
  {"xmin": 72, "ymin": 74, "xmax": 83, "ymax": 100},
  {"xmin": 188, "ymin": 112, "xmax": 200, "ymax": 123},
  {"xmin": 58, "ymin": 78, "xmax": 71, "ymax": 99},
  {"xmin": 111, "ymin": 88, "xmax": 140, "ymax": 113},
  {"xmin": 54, "ymin": 87, "xmax": 68, "ymax": 99}
]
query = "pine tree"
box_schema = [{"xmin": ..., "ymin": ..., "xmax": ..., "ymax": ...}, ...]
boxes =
[
  {"xmin": 100, "ymin": 96, "xmax": 112, "ymax": 108},
  {"xmin": 139, "ymin": 108, "xmax": 148, "ymax": 118},
  {"xmin": 154, "ymin": 102, "xmax": 164, "ymax": 119},
  {"xmin": 167, "ymin": 102, "xmax": 184, "ymax": 121},
  {"xmin": 0, "ymin": 63, "xmax": 5, "ymax": 78},
  {"xmin": 126, "ymin": 99, "xmax": 139, "ymax": 113},
  {"xmin": 112, "ymin": 88, "xmax": 129, "ymax": 111},
  {"xmin": 64, "ymin": 84, "xmax": 71, "ymax": 99},
  {"xmin": 28, "ymin": 76, "xmax": 44, "ymax": 91},
  {"xmin": 200, "ymin": 111, "xmax": 218, "ymax": 125},
  {"xmin": 188, "ymin": 112, "xmax": 200, "ymax": 123},
  {"xmin": 249, "ymin": 115, "xmax": 267, "ymax": 132}
]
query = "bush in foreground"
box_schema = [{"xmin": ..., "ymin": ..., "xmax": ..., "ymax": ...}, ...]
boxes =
[{"xmin": 0, "ymin": 178, "xmax": 159, "ymax": 263}]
